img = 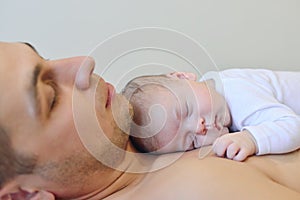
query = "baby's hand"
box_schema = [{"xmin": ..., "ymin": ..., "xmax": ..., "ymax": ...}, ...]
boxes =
[{"xmin": 212, "ymin": 130, "xmax": 257, "ymax": 161}]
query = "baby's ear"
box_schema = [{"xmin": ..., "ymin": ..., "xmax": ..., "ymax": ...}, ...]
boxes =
[{"xmin": 166, "ymin": 72, "xmax": 197, "ymax": 81}]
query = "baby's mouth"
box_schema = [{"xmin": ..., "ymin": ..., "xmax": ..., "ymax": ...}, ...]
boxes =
[{"xmin": 186, "ymin": 135, "xmax": 196, "ymax": 150}]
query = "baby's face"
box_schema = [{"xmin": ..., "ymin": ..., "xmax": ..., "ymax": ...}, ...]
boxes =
[{"xmin": 151, "ymin": 77, "xmax": 230, "ymax": 153}]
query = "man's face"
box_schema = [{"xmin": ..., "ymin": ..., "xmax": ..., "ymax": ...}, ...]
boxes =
[{"xmin": 0, "ymin": 42, "xmax": 131, "ymax": 198}]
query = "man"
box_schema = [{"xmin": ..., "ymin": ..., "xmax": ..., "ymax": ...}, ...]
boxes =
[{"xmin": 0, "ymin": 42, "xmax": 299, "ymax": 200}]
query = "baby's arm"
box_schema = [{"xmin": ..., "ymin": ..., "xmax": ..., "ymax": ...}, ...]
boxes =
[{"xmin": 212, "ymin": 130, "xmax": 257, "ymax": 161}]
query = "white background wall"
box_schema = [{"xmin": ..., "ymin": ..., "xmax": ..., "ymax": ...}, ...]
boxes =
[{"xmin": 1, "ymin": 0, "xmax": 299, "ymax": 87}]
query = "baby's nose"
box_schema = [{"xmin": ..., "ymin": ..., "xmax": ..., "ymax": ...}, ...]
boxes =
[{"xmin": 196, "ymin": 118, "xmax": 207, "ymax": 135}]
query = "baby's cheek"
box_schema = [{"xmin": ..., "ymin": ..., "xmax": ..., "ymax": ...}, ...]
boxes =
[
  {"xmin": 155, "ymin": 129, "xmax": 186, "ymax": 153},
  {"xmin": 201, "ymin": 99, "xmax": 213, "ymax": 115},
  {"xmin": 221, "ymin": 127, "xmax": 229, "ymax": 135},
  {"xmin": 157, "ymin": 130, "xmax": 176, "ymax": 148}
]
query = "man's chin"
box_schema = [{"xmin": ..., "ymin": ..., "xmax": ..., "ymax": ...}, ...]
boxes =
[{"xmin": 111, "ymin": 93, "xmax": 133, "ymax": 137}]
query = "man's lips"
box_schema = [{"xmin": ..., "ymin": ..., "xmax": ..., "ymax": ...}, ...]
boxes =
[{"xmin": 105, "ymin": 82, "xmax": 115, "ymax": 108}]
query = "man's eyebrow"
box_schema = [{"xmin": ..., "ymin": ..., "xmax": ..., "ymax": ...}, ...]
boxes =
[
  {"xmin": 22, "ymin": 42, "xmax": 44, "ymax": 58},
  {"xmin": 29, "ymin": 64, "xmax": 42, "ymax": 117}
]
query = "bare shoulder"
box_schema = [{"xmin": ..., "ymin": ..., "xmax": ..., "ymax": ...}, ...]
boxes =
[
  {"xmin": 246, "ymin": 149, "xmax": 300, "ymax": 192},
  {"xmin": 111, "ymin": 148, "xmax": 300, "ymax": 200}
]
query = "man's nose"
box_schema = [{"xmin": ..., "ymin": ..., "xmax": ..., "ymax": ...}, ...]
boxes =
[{"xmin": 49, "ymin": 56, "xmax": 95, "ymax": 90}]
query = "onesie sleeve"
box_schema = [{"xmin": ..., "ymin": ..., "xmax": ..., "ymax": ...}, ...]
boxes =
[{"xmin": 242, "ymin": 104, "xmax": 300, "ymax": 155}]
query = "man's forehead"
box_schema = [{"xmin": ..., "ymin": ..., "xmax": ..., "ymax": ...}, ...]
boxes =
[
  {"xmin": 0, "ymin": 42, "xmax": 34, "ymax": 98},
  {"xmin": 0, "ymin": 43, "xmax": 20, "ymax": 76},
  {"xmin": 0, "ymin": 42, "xmax": 11, "ymax": 61},
  {"xmin": 0, "ymin": 42, "xmax": 22, "ymax": 64},
  {"xmin": 0, "ymin": 42, "xmax": 35, "ymax": 127},
  {"xmin": 0, "ymin": 41, "xmax": 20, "ymax": 52},
  {"xmin": 0, "ymin": 41, "xmax": 9, "ymax": 47},
  {"xmin": 0, "ymin": 42, "xmax": 37, "ymax": 72},
  {"xmin": 0, "ymin": 41, "xmax": 34, "ymax": 55}
]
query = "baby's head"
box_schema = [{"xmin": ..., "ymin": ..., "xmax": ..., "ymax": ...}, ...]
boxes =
[{"xmin": 122, "ymin": 72, "xmax": 230, "ymax": 154}]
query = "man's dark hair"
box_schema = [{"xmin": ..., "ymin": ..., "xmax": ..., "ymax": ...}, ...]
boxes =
[{"xmin": 0, "ymin": 127, "xmax": 37, "ymax": 187}]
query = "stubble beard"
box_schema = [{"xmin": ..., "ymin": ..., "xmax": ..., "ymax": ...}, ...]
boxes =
[{"xmin": 34, "ymin": 94, "xmax": 133, "ymax": 190}]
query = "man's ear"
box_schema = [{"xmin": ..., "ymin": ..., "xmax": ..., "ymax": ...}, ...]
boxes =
[
  {"xmin": 1, "ymin": 187, "xmax": 55, "ymax": 200},
  {"xmin": 25, "ymin": 190, "xmax": 55, "ymax": 200},
  {"xmin": 166, "ymin": 72, "xmax": 197, "ymax": 81}
]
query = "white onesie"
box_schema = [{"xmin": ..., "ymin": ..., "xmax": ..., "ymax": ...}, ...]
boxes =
[{"xmin": 202, "ymin": 69, "xmax": 300, "ymax": 155}]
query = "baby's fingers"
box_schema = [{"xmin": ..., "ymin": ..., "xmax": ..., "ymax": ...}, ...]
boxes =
[
  {"xmin": 233, "ymin": 148, "xmax": 250, "ymax": 162},
  {"xmin": 226, "ymin": 143, "xmax": 240, "ymax": 159},
  {"xmin": 213, "ymin": 138, "xmax": 232, "ymax": 157}
]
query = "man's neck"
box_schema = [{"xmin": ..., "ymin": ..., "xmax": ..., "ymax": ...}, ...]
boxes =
[{"xmin": 74, "ymin": 142, "xmax": 160, "ymax": 200}]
